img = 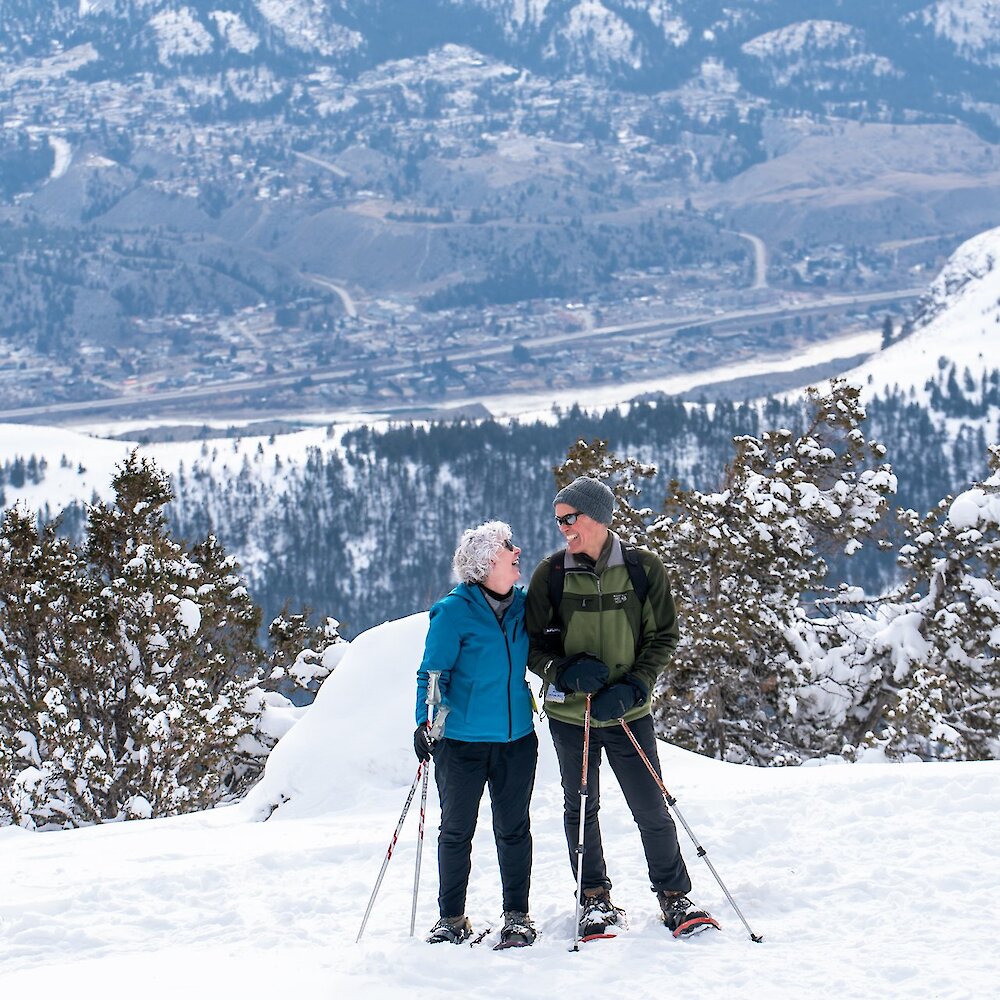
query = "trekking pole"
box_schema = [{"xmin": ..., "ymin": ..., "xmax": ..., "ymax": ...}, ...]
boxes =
[
  {"xmin": 410, "ymin": 671, "xmax": 442, "ymax": 937},
  {"xmin": 571, "ymin": 694, "xmax": 593, "ymax": 952},
  {"xmin": 618, "ymin": 718, "xmax": 764, "ymax": 943},
  {"xmin": 356, "ymin": 760, "xmax": 425, "ymax": 943}
]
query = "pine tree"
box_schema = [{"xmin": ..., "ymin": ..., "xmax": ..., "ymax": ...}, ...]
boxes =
[
  {"xmin": 873, "ymin": 446, "xmax": 1000, "ymax": 759},
  {"xmin": 0, "ymin": 506, "xmax": 92, "ymax": 827},
  {"xmin": 647, "ymin": 379, "xmax": 896, "ymax": 763},
  {"xmin": 0, "ymin": 454, "xmax": 273, "ymax": 827}
]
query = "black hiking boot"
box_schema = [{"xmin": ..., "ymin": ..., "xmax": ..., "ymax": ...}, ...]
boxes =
[
  {"xmin": 493, "ymin": 910, "xmax": 537, "ymax": 950},
  {"xmin": 656, "ymin": 891, "xmax": 720, "ymax": 938},
  {"xmin": 579, "ymin": 887, "xmax": 627, "ymax": 937},
  {"xmin": 426, "ymin": 914, "xmax": 473, "ymax": 944}
]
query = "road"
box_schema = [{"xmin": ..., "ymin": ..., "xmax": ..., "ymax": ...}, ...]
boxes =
[
  {"xmin": 733, "ymin": 230, "xmax": 769, "ymax": 289},
  {"xmin": 303, "ymin": 273, "xmax": 358, "ymax": 318},
  {"xmin": 0, "ymin": 287, "xmax": 922, "ymax": 424}
]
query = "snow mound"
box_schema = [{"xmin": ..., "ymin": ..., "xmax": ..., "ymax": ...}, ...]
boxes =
[
  {"xmin": 240, "ymin": 612, "xmax": 562, "ymax": 821},
  {"xmin": 240, "ymin": 614, "xmax": 431, "ymax": 819}
]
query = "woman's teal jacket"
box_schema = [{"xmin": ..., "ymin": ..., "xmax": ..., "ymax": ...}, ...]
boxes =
[{"xmin": 415, "ymin": 583, "xmax": 534, "ymax": 743}]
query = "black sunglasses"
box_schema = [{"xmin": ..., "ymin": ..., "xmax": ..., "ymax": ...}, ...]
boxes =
[
  {"xmin": 554, "ymin": 511, "xmax": 584, "ymax": 527},
  {"xmin": 502, "ymin": 539, "xmax": 517, "ymax": 551}
]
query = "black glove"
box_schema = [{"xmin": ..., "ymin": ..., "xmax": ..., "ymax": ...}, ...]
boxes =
[
  {"xmin": 413, "ymin": 723, "xmax": 435, "ymax": 762},
  {"xmin": 590, "ymin": 678, "xmax": 648, "ymax": 722},
  {"xmin": 554, "ymin": 652, "xmax": 610, "ymax": 694}
]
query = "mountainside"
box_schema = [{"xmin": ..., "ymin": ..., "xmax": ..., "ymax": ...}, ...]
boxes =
[
  {"xmin": 843, "ymin": 224, "xmax": 1000, "ymax": 397},
  {"xmin": 3, "ymin": 0, "xmax": 998, "ymax": 105}
]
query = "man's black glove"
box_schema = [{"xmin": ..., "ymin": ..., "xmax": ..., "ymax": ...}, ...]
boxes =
[
  {"xmin": 554, "ymin": 652, "xmax": 610, "ymax": 694},
  {"xmin": 413, "ymin": 723, "xmax": 435, "ymax": 762},
  {"xmin": 590, "ymin": 677, "xmax": 648, "ymax": 722}
]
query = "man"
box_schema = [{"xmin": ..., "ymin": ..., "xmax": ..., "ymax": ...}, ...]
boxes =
[{"xmin": 525, "ymin": 475, "xmax": 717, "ymax": 938}]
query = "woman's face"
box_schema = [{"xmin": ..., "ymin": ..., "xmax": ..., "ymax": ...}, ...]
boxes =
[{"xmin": 483, "ymin": 537, "xmax": 521, "ymax": 593}]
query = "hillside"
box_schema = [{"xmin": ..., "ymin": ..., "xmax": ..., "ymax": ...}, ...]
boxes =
[
  {"xmin": 1, "ymin": 612, "xmax": 997, "ymax": 997},
  {"xmin": 842, "ymin": 224, "xmax": 1000, "ymax": 397},
  {"xmin": 2, "ymin": 1, "xmax": 1000, "ymax": 418}
]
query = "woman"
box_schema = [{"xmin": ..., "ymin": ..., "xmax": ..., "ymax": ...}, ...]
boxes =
[{"xmin": 414, "ymin": 520, "xmax": 538, "ymax": 949}]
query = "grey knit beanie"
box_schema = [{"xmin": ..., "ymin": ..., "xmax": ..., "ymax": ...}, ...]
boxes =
[{"xmin": 553, "ymin": 476, "xmax": 615, "ymax": 526}]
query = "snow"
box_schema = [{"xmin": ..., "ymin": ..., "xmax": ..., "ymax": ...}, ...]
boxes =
[
  {"xmin": 48, "ymin": 136, "xmax": 73, "ymax": 180},
  {"xmin": 741, "ymin": 21, "xmax": 897, "ymax": 86},
  {"xmin": 208, "ymin": 11, "xmax": 259, "ymax": 55},
  {"xmin": 916, "ymin": 0, "xmax": 1000, "ymax": 66},
  {"xmin": 949, "ymin": 463, "xmax": 1000, "ymax": 528},
  {"xmin": 839, "ymin": 225, "xmax": 1000, "ymax": 402},
  {"xmin": 149, "ymin": 8, "xmax": 214, "ymax": 64},
  {"xmin": 255, "ymin": 0, "xmax": 363, "ymax": 57},
  {"xmin": 1, "ymin": 612, "xmax": 999, "ymax": 997},
  {"xmin": 544, "ymin": 0, "xmax": 642, "ymax": 72},
  {"xmin": 174, "ymin": 597, "xmax": 201, "ymax": 637}
]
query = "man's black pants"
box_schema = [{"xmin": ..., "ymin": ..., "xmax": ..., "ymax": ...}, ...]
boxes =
[
  {"xmin": 433, "ymin": 730, "xmax": 538, "ymax": 918},
  {"xmin": 549, "ymin": 713, "xmax": 691, "ymax": 894}
]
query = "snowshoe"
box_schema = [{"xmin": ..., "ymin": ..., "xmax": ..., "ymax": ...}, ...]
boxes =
[
  {"xmin": 579, "ymin": 887, "xmax": 627, "ymax": 939},
  {"xmin": 657, "ymin": 892, "xmax": 720, "ymax": 938},
  {"xmin": 493, "ymin": 911, "xmax": 537, "ymax": 950},
  {"xmin": 426, "ymin": 915, "xmax": 473, "ymax": 944}
]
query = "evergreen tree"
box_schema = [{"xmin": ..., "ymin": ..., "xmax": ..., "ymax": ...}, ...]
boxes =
[
  {"xmin": 873, "ymin": 447, "xmax": 1000, "ymax": 759},
  {"xmin": 881, "ymin": 315, "xmax": 894, "ymax": 350},
  {"xmin": 646, "ymin": 379, "xmax": 896, "ymax": 763},
  {"xmin": 0, "ymin": 454, "xmax": 293, "ymax": 828}
]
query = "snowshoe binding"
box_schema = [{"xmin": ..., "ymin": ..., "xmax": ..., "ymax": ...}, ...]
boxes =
[
  {"xmin": 493, "ymin": 911, "xmax": 537, "ymax": 950},
  {"xmin": 426, "ymin": 915, "xmax": 473, "ymax": 944},
  {"xmin": 657, "ymin": 891, "xmax": 720, "ymax": 938},
  {"xmin": 579, "ymin": 887, "xmax": 627, "ymax": 940}
]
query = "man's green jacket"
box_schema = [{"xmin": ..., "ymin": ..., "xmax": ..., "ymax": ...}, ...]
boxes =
[{"xmin": 525, "ymin": 531, "xmax": 680, "ymax": 727}]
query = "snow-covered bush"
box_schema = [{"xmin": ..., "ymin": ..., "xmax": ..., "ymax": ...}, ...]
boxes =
[
  {"xmin": 813, "ymin": 446, "xmax": 1000, "ymax": 761},
  {"xmin": 648, "ymin": 379, "xmax": 897, "ymax": 763},
  {"xmin": 0, "ymin": 452, "xmax": 344, "ymax": 829}
]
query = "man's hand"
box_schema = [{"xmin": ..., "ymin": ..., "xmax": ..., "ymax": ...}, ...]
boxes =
[
  {"xmin": 554, "ymin": 652, "xmax": 610, "ymax": 694},
  {"xmin": 413, "ymin": 723, "xmax": 436, "ymax": 762},
  {"xmin": 590, "ymin": 678, "xmax": 648, "ymax": 721}
]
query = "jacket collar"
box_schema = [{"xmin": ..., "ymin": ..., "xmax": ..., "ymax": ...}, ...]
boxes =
[{"xmin": 451, "ymin": 581, "xmax": 526, "ymax": 614}]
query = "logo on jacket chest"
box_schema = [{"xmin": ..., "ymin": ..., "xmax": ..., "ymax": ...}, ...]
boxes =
[{"xmin": 577, "ymin": 593, "xmax": 628, "ymax": 609}]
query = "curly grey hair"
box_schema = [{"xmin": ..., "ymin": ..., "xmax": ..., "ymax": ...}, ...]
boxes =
[{"xmin": 452, "ymin": 520, "xmax": 513, "ymax": 584}]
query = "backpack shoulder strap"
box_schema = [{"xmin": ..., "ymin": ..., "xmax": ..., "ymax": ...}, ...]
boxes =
[
  {"xmin": 547, "ymin": 549, "xmax": 566, "ymax": 623},
  {"xmin": 621, "ymin": 544, "xmax": 650, "ymax": 605}
]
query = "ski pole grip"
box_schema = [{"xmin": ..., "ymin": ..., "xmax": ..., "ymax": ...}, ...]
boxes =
[{"xmin": 426, "ymin": 671, "xmax": 442, "ymax": 707}]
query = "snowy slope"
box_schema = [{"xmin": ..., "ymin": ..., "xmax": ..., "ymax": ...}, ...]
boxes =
[
  {"xmin": 1, "ymin": 613, "xmax": 998, "ymax": 999},
  {"xmin": 840, "ymin": 225, "xmax": 1000, "ymax": 400}
]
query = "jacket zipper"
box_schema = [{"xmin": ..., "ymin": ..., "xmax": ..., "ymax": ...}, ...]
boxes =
[{"xmin": 498, "ymin": 614, "xmax": 513, "ymax": 741}]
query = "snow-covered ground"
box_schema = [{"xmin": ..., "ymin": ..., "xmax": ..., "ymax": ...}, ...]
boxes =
[{"xmin": 2, "ymin": 614, "xmax": 998, "ymax": 999}]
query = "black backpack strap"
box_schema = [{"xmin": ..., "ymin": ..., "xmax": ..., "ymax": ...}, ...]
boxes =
[
  {"xmin": 622, "ymin": 545, "xmax": 649, "ymax": 604},
  {"xmin": 547, "ymin": 549, "xmax": 566, "ymax": 627}
]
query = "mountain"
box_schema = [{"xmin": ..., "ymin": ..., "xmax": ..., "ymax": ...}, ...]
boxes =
[
  {"xmin": 1, "ymin": 610, "xmax": 997, "ymax": 996},
  {"xmin": 3, "ymin": 1, "xmax": 999, "ymax": 106},
  {"xmin": 2, "ymin": 0, "xmax": 999, "ymax": 419}
]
